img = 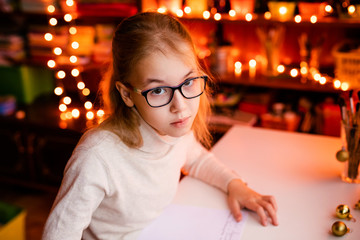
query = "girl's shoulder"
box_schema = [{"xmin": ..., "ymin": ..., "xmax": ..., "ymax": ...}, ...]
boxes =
[{"xmin": 76, "ymin": 127, "xmax": 125, "ymax": 150}]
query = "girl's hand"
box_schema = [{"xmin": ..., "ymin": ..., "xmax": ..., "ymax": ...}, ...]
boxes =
[{"xmin": 227, "ymin": 178, "xmax": 279, "ymax": 226}]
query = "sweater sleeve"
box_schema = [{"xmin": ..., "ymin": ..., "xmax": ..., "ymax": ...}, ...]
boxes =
[
  {"xmin": 182, "ymin": 133, "xmax": 240, "ymax": 192},
  {"xmin": 42, "ymin": 147, "xmax": 112, "ymax": 240}
]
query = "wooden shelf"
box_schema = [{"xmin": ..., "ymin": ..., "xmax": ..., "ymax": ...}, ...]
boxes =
[
  {"xmin": 180, "ymin": 14, "xmax": 360, "ymax": 28},
  {"xmin": 215, "ymin": 72, "xmax": 341, "ymax": 93}
]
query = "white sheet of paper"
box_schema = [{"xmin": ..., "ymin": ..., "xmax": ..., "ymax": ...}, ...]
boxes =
[{"xmin": 138, "ymin": 204, "xmax": 248, "ymax": 240}]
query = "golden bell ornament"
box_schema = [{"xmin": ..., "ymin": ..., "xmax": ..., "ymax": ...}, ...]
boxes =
[
  {"xmin": 331, "ymin": 221, "xmax": 349, "ymax": 236},
  {"xmin": 336, "ymin": 148, "xmax": 349, "ymax": 162},
  {"xmin": 336, "ymin": 204, "xmax": 351, "ymax": 219}
]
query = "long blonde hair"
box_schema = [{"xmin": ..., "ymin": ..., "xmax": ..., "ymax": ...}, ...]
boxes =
[{"xmin": 99, "ymin": 12, "xmax": 213, "ymax": 148}]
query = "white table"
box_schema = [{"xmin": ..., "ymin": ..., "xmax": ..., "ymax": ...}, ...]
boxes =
[{"xmin": 173, "ymin": 125, "xmax": 360, "ymax": 239}]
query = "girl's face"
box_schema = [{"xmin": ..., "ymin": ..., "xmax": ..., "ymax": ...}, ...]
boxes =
[{"xmin": 120, "ymin": 51, "xmax": 201, "ymax": 137}]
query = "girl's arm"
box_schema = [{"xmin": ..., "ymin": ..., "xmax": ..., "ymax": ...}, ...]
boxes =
[
  {"xmin": 42, "ymin": 149, "xmax": 110, "ymax": 240},
  {"xmin": 182, "ymin": 133, "xmax": 278, "ymax": 226}
]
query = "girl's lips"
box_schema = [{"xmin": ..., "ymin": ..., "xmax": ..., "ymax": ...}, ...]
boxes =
[{"xmin": 171, "ymin": 117, "xmax": 190, "ymax": 127}]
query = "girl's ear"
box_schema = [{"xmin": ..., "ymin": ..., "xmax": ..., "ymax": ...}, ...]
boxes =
[{"xmin": 115, "ymin": 82, "xmax": 135, "ymax": 107}]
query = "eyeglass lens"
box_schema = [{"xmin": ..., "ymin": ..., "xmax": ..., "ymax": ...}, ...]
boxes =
[{"xmin": 146, "ymin": 77, "xmax": 206, "ymax": 107}]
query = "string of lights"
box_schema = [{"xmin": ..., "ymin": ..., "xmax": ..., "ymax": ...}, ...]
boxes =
[{"xmin": 44, "ymin": 0, "xmax": 104, "ymax": 129}]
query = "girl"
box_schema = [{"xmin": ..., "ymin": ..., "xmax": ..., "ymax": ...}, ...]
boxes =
[{"xmin": 42, "ymin": 12, "xmax": 278, "ymax": 240}]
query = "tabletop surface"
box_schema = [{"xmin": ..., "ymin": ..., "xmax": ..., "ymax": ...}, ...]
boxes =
[{"xmin": 173, "ymin": 125, "xmax": 360, "ymax": 240}]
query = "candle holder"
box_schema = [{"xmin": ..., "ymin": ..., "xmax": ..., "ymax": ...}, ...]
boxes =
[
  {"xmin": 340, "ymin": 122, "xmax": 360, "ymax": 183},
  {"xmin": 267, "ymin": 1, "xmax": 296, "ymax": 22}
]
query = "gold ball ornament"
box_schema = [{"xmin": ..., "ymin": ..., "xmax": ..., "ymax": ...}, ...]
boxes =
[
  {"xmin": 336, "ymin": 149, "xmax": 349, "ymax": 162},
  {"xmin": 336, "ymin": 204, "xmax": 351, "ymax": 219},
  {"xmin": 331, "ymin": 221, "xmax": 349, "ymax": 236}
]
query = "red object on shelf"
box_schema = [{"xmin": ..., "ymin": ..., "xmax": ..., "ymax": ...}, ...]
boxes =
[
  {"xmin": 76, "ymin": 3, "xmax": 138, "ymax": 17},
  {"xmin": 238, "ymin": 102, "xmax": 268, "ymax": 116},
  {"xmin": 321, "ymin": 103, "xmax": 341, "ymax": 137}
]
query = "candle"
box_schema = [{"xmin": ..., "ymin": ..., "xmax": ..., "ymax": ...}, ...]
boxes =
[
  {"xmin": 234, "ymin": 61, "xmax": 242, "ymax": 77},
  {"xmin": 249, "ymin": 59, "xmax": 256, "ymax": 78},
  {"xmin": 185, "ymin": 0, "xmax": 207, "ymax": 17}
]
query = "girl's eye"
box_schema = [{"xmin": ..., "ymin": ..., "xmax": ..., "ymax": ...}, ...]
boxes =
[
  {"xmin": 150, "ymin": 87, "xmax": 166, "ymax": 95},
  {"xmin": 183, "ymin": 79, "xmax": 194, "ymax": 87}
]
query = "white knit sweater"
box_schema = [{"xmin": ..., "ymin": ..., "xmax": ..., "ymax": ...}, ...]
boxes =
[{"xmin": 42, "ymin": 118, "xmax": 239, "ymax": 240}]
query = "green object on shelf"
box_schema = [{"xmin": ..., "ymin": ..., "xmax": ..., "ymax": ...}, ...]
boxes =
[
  {"xmin": 0, "ymin": 65, "xmax": 54, "ymax": 104},
  {"xmin": 0, "ymin": 201, "xmax": 26, "ymax": 240}
]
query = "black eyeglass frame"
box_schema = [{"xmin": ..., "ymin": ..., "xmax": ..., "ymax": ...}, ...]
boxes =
[{"xmin": 132, "ymin": 75, "xmax": 208, "ymax": 108}]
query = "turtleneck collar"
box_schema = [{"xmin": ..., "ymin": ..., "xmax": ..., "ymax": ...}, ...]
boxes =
[{"xmin": 133, "ymin": 108, "xmax": 184, "ymax": 155}]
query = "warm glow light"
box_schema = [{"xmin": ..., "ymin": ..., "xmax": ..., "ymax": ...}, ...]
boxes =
[
  {"xmin": 310, "ymin": 15, "xmax": 317, "ymax": 23},
  {"xmin": 294, "ymin": 15, "xmax": 302, "ymax": 23},
  {"xmin": 77, "ymin": 81, "xmax": 85, "ymax": 90},
  {"xmin": 82, "ymin": 88, "xmax": 90, "ymax": 96},
  {"xmin": 15, "ymin": 110, "xmax": 26, "ymax": 120},
  {"xmin": 314, "ymin": 73, "xmax": 321, "ymax": 81},
  {"xmin": 334, "ymin": 79, "xmax": 341, "ymax": 89},
  {"xmin": 86, "ymin": 111, "xmax": 95, "ymax": 120},
  {"xmin": 57, "ymin": 70, "xmax": 66, "ymax": 79},
  {"xmin": 300, "ymin": 66, "xmax": 308, "ymax": 75},
  {"xmin": 184, "ymin": 6, "xmax": 191, "ymax": 14},
  {"xmin": 245, "ymin": 13, "xmax": 253, "ymax": 21},
  {"xmin": 203, "ymin": 11, "xmax": 210, "ymax": 19},
  {"xmin": 72, "ymin": 108, "xmax": 80, "ymax": 118},
  {"xmin": 279, "ymin": 6, "xmax": 288, "ymax": 15},
  {"xmin": 176, "ymin": 9, "xmax": 183, "ymax": 17},
  {"xmin": 59, "ymin": 121, "xmax": 67, "ymax": 129},
  {"xmin": 63, "ymin": 96, "xmax": 71, "ymax": 105},
  {"xmin": 69, "ymin": 55, "xmax": 77, "ymax": 63},
  {"xmin": 47, "ymin": 60, "xmax": 56, "ymax": 68},
  {"xmin": 71, "ymin": 68, "xmax": 80, "ymax": 77},
  {"xmin": 249, "ymin": 59, "xmax": 256, "ymax": 68},
  {"xmin": 60, "ymin": 113, "xmax": 67, "ymax": 121},
  {"xmin": 290, "ymin": 68, "xmax": 299, "ymax": 77},
  {"xmin": 47, "ymin": 5, "xmax": 55, "ymax": 13},
  {"xmin": 290, "ymin": 68, "xmax": 298, "ymax": 77},
  {"xmin": 214, "ymin": 13, "xmax": 221, "ymax": 21},
  {"xmin": 64, "ymin": 13, "xmax": 73, "ymax": 22},
  {"xmin": 277, "ymin": 65, "xmax": 285, "ymax": 73},
  {"xmin": 49, "ymin": 18, "xmax": 57, "ymax": 26},
  {"xmin": 264, "ymin": 11, "xmax": 271, "ymax": 20},
  {"xmin": 84, "ymin": 101, "xmax": 93, "ymax": 110},
  {"xmin": 319, "ymin": 77, "xmax": 326, "ymax": 85},
  {"xmin": 235, "ymin": 61, "xmax": 242, "ymax": 69},
  {"xmin": 325, "ymin": 5, "xmax": 333, "ymax": 13},
  {"xmin": 348, "ymin": 5, "xmax": 356, "ymax": 15},
  {"xmin": 249, "ymin": 59, "xmax": 256, "ymax": 78},
  {"xmin": 44, "ymin": 33, "xmax": 53, "ymax": 41},
  {"xmin": 71, "ymin": 41, "xmax": 79, "ymax": 49},
  {"xmin": 341, "ymin": 82, "xmax": 349, "ymax": 91},
  {"xmin": 210, "ymin": 7, "xmax": 217, "ymax": 15},
  {"xmin": 97, "ymin": 109, "xmax": 105, "ymax": 118},
  {"xmin": 229, "ymin": 10, "xmax": 236, "ymax": 17},
  {"xmin": 157, "ymin": 7, "xmax": 166, "ymax": 13},
  {"xmin": 59, "ymin": 104, "xmax": 67, "ymax": 112},
  {"xmin": 54, "ymin": 87, "xmax": 63, "ymax": 95},
  {"xmin": 69, "ymin": 27, "xmax": 77, "ymax": 35},
  {"xmin": 54, "ymin": 47, "xmax": 62, "ymax": 55},
  {"xmin": 65, "ymin": 111, "xmax": 72, "ymax": 119},
  {"xmin": 66, "ymin": 0, "xmax": 74, "ymax": 7}
]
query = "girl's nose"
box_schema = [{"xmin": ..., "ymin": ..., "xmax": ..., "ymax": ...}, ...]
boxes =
[{"xmin": 170, "ymin": 90, "xmax": 186, "ymax": 113}]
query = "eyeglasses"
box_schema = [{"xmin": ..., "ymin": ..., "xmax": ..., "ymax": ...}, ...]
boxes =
[{"xmin": 132, "ymin": 76, "xmax": 207, "ymax": 108}]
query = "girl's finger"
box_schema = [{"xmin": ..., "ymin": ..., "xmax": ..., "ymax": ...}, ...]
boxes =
[
  {"xmin": 255, "ymin": 204, "xmax": 268, "ymax": 226},
  {"xmin": 260, "ymin": 199, "xmax": 279, "ymax": 226},
  {"xmin": 227, "ymin": 196, "xmax": 242, "ymax": 222},
  {"xmin": 263, "ymin": 195, "xmax": 278, "ymax": 211}
]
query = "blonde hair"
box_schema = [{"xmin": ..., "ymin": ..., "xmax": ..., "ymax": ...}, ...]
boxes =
[{"xmin": 99, "ymin": 12, "xmax": 213, "ymax": 148}]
